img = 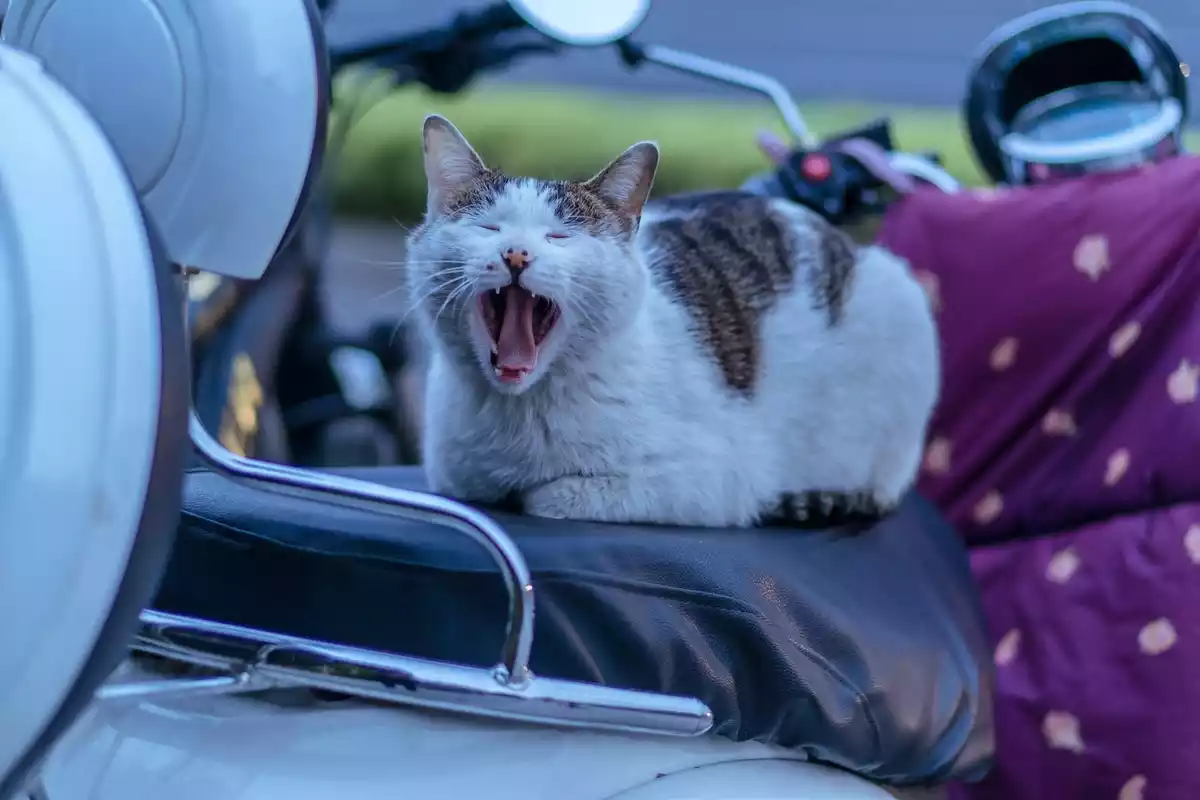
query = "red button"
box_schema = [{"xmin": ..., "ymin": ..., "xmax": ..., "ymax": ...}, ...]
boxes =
[{"xmin": 801, "ymin": 153, "xmax": 832, "ymax": 181}]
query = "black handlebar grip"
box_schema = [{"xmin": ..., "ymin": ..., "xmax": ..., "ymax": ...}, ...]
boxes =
[{"xmin": 457, "ymin": 3, "xmax": 527, "ymax": 36}]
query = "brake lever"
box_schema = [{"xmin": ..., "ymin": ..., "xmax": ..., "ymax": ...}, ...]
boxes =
[{"xmin": 832, "ymin": 138, "xmax": 917, "ymax": 195}]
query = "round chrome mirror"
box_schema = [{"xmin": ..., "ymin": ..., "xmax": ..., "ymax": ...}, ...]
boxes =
[{"xmin": 507, "ymin": 0, "xmax": 649, "ymax": 46}]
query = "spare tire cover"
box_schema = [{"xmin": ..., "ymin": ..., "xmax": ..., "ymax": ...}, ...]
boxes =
[{"xmin": 0, "ymin": 43, "xmax": 183, "ymax": 796}]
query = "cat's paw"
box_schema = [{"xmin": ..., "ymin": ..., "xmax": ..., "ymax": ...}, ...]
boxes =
[{"xmin": 522, "ymin": 477, "xmax": 595, "ymax": 521}]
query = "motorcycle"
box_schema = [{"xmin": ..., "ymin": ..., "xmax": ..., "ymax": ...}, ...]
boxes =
[{"xmin": 0, "ymin": 1, "xmax": 991, "ymax": 799}]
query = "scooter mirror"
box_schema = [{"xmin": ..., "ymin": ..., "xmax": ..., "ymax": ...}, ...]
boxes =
[{"xmin": 507, "ymin": 0, "xmax": 649, "ymax": 46}]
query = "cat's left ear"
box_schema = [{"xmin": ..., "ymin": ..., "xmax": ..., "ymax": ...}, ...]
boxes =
[
  {"xmin": 422, "ymin": 114, "xmax": 488, "ymax": 218},
  {"xmin": 584, "ymin": 141, "xmax": 659, "ymax": 221}
]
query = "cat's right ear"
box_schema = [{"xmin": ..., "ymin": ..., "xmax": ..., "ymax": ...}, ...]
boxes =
[
  {"xmin": 422, "ymin": 114, "xmax": 487, "ymax": 218},
  {"xmin": 584, "ymin": 141, "xmax": 660, "ymax": 222}
]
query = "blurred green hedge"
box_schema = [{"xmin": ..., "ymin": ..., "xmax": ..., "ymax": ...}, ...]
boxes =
[{"xmin": 327, "ymin": 77, "xmax": 1048, "ymax": 220}]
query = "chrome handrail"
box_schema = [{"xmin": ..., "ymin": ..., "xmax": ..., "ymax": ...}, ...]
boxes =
[{"xmin": 187, "ymin": 412, "xmax": 536, "ymax": 686}]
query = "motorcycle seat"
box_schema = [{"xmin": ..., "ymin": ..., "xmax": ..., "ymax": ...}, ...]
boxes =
[{"xmin": 154, "ymin": 465, "xmax": 995, "ymax": 786}]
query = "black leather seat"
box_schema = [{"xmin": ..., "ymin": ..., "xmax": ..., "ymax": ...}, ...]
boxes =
[{"xmin": 154, "ymin": 466, "xmax": 995, "ymax": 787}]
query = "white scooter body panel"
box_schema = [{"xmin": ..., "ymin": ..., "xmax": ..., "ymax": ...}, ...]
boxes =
[
  {"xmin": 2, "ymin": 0, "xmax": 324, "ymax": 279},
  {"xmin": 42, "ymin": 664, "xmax": 892, "ymax": 800},
  {"xmin": 0, "ymin": 43, "xmax": 164, "ymax": 794}
]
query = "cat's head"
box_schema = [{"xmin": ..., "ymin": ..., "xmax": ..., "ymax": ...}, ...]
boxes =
[{"xmin": 406, "ymin": 114, "xmax": 658, "ymax": 395}]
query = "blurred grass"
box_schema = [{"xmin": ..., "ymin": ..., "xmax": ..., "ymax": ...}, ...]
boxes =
[
  {"xmin": 330, "ymin": 75, "xmax": 990, "ymax": 221},
  {"xmin": 329, "ymin": 76, "xmax": 1200, "ymax": 221}
]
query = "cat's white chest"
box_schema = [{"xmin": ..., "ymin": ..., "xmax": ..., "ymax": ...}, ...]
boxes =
[{"xmin": 423, "ymin": 357, "xmax": 653, "ymax": 499}]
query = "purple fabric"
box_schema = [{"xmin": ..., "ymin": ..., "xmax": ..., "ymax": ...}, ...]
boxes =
[{"xmin": 877, "ymin": 157, "xmax": 1200, "ymax": 800}]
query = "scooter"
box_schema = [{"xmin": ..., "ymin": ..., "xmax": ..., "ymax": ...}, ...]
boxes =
[{"xmin": 0, "ymin": 1, "xmax": 991, "ymax": 799}]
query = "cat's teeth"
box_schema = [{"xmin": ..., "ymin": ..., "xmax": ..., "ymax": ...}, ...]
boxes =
[
  {"xmin": 494, "ymin": 288, "xmax": 501, "ymax": 295},
  {"xmin": 490, "ymin": 342, "xmax": 498, "ymax": 354},
  {"xmin": 532, "ymin": 292, "xmax": 538, "ymax": 299}
]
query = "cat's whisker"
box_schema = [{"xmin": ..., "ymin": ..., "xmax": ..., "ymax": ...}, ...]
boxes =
[
  {"xmin": 368, "ymin": 282, "xmax": 409, "ymax": 303},
  {"xmin": 393, "ymin": 273, "xmax": 472, "ymax": 324},
  {"xmin": 428, "ymin": 274, "xmax": 476, "ymax": 322},
  {"xmin": 393, "ymin": 273, "xmax": 463, "ymax": 309},
  {"xmin": 386, "ymin": 319, "xmax": 404, "ymax": 350},
  {"xmin": 409, "ymin": 265, "xmax": 468, "ymax": 294},
  {"xmin": 567, "ymin": 300, "xmax": 603, "ymax": 330},
  {"xmin": 420, "ymin": 264, "xmax": 468, "ymax": 281},
  {"xmin": 356, "ymin": 258, "xmax": 408, "ymax": 267},
  {"xmin": 433, "ymin": 279, "xmax": 477, "ymax": 324}
]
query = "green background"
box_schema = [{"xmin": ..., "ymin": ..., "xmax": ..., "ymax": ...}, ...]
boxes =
[{"xmin": 331, "ymin": 79, "xmax": 1199, "ymax": 220}]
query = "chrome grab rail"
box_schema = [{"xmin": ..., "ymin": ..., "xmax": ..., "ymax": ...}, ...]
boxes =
[{"xmin": 187, "ymin": 411, "xmax": 536, "ymax": 686}]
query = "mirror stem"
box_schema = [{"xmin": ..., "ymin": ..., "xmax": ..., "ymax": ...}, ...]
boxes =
[{"xmin": 618, "ymin": 41, "xmax": 817, "ymax": 149}]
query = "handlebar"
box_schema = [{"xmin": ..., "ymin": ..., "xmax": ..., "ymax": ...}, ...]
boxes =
[
  {"xmin": 755, "ymin": 118, "xmax": 960, "ymax": 225},
  {"xmin": 328, "ymin": 2, "xmax": 555, "ymax": 93},
  {"xmin": 320, "ymin": 0, "xmax": 960, "ymax": 225}
]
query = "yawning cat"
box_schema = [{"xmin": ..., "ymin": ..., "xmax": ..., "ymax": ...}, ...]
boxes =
[{"xmin": 405, "ymin": 114, "xmax": 939, "ymax": 527}]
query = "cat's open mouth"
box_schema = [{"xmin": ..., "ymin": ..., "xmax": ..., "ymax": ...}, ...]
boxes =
[{"xmin": 478, "ymin": 285, "xmax": 561, "ymax": 384}]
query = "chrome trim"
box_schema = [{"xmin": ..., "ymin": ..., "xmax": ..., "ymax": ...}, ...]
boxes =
[
  {"xmin": 886, "ymin": 153, "xmax": 962, "ymax": 192},
  {"xmin": 968, "ymin": 1, "xmax": 1173, "ymax": 67},
  {"xmin": 999, "ymin": 97, "xmax": 1180, "ymax": 163},
  {"xmin": 115, "ymin": 611, "xmax": 714, "ymax": 737}
]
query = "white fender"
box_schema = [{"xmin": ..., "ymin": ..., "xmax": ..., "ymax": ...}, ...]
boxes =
[
  {"xmin": 41, "ymin": 662, "xmax": 890, "ymax": 800},
  {"xmin": 609, "ymin": 759, "xmax": 896, "ymax": 799}
]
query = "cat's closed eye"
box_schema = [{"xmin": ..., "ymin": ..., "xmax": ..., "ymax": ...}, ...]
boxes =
[
  {"xmin": 546, "ymin": 232, "xmax": 570, "ymax": 241},
  {"xmin": 478, "ymin": 224, "xmax": 500, "ymax": 232}
]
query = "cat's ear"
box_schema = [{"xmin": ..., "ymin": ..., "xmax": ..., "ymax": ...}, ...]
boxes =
[
  {"xmin": 422, "ymin": 114, "xmax": 487, "ymax": 217},
  {"xmin": 584, "ymin": 141, "xmax": 659, "ymax": 220}
]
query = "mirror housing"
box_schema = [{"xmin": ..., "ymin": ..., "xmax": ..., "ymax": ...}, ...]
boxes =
[
  {"xmin": 508, "ymin": 0, "xmax": 649, "ymax": 46},
  {"xmin": 2, "ymin": 0, "xmax": 328, "ymax": 280}
]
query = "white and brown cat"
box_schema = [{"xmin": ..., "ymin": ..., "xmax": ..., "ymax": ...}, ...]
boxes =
[{"xmin": 405, "ymin": 114, "xmax": 939, "ymax": 527}]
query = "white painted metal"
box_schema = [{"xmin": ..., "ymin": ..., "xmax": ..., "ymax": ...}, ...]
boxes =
[
  {"xmin": 0, "ymin": 43, "xmax": 163, "ymax": 793},
  {"xmin": 2, "ymin": 0, "xmax": 323, "ymax": 279},
  {"xmin": 42, "ymin": 662, "xmax": 890, "ymax": 800}
]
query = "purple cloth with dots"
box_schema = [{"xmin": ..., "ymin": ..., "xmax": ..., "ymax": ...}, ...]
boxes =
[{"xmin": 877, "ymin": 158, "xmax": 1200, "ymax": 800}]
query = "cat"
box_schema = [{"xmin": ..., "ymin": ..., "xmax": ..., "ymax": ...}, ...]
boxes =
[{"xmin": 404, "ymin": 114, "xmax": 940, "ymax": 527}]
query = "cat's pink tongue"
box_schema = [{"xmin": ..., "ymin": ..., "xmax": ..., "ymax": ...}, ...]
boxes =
[{"xmin": 496, "ymin": 286, "xmax": 538, "ymax": 374}]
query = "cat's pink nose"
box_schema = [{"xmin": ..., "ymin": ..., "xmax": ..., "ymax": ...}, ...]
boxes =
[{"xmin": 501, "ymin": 247, "xmax": 532, "ymax": 270}]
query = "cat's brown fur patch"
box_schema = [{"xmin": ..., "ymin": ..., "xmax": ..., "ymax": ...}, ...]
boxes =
[
  {"xmin": 644, "ymin": 191, "xmax": 857, "ymax": 395},
  {"xmin": 544, "ymin": 181, "xmax": 636, "ymax": 238},
  {"xmin": 812, "ymin": 223, "xmax": 857, "ymax": 325}
]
